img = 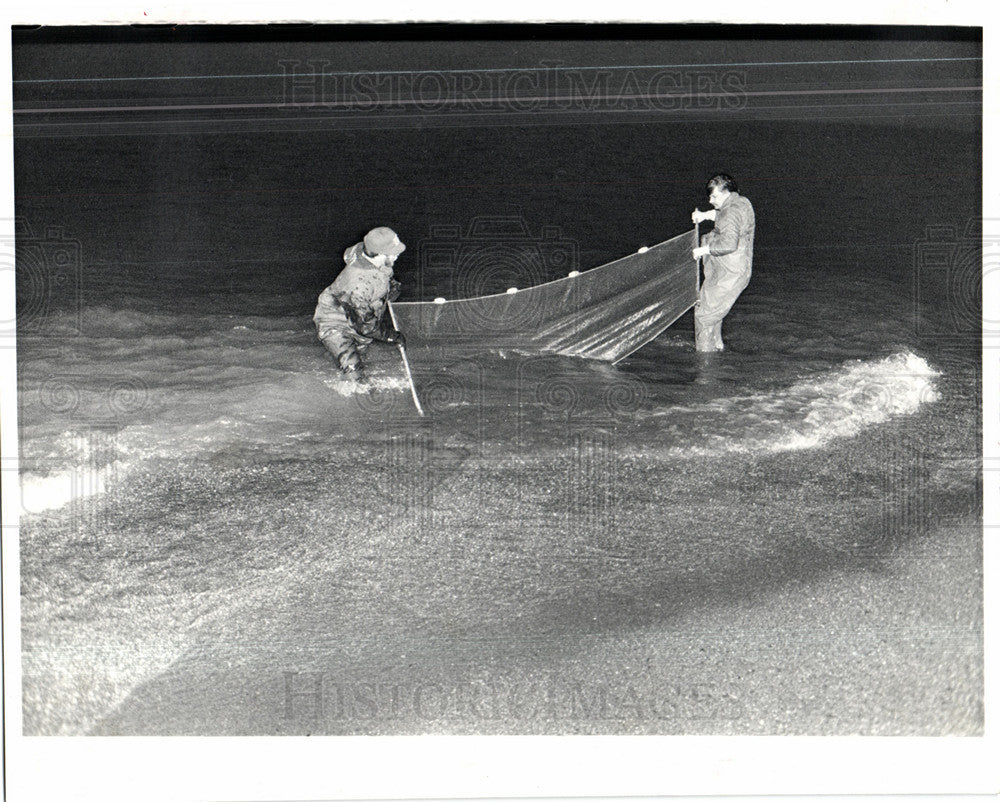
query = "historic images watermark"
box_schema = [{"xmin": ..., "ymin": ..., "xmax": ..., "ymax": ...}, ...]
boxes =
[
  {"xmin": 278, "ymin": 61, "xmax": 747, "ymax": 116},
  {"xmin": 914, "ymin": 217, "xmax": 997, "ymax": 344},
  {"xmin": 281, "ymin": 670, "xmax": 743, "ymax": 726}
]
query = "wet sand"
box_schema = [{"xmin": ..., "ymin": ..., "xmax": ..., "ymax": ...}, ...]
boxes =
[{"xmin": 21, "ymin": 400, "xmax": 982, "ymax": 736}]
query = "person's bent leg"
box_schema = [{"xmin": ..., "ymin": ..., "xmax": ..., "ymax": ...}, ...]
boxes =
[{"xmin": 318, "ymin": 326, "xmax": 363, "ymax": 375}]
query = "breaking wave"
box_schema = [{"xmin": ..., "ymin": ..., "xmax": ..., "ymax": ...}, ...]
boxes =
[{"xmin": 660, "ymin": 351, "xmax": 940, "ymax": 456}]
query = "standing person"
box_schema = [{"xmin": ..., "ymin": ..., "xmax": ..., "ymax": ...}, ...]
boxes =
[
  {"xmin": 314, "ymin": 226, "xmax": 406, "ymax": 383},
  {"xmin": 691, "ymin": 174, "xmax": 755, "ymax": 352}
]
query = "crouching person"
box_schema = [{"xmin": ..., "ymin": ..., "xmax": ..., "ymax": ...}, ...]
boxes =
[{"xmin": 314, "ymin": 226, "xmax": 406, "ymax": 383}]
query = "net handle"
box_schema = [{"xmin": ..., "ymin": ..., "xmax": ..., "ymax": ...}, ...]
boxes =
[{"xmin": 695, "ymin": 220, "xmax": 702, "ymax": 290}]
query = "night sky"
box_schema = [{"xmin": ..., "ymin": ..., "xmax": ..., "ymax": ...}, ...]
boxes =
[
  {"xmin": 10, "ymin": 25, "xmax": 982, "ymax": 311},
  {"xmin": 12, "ymin": 24, "xmax": 981, "ymax": 129}
]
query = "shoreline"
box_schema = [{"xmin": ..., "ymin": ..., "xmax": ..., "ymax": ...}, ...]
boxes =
[{"xmin": 19, "ymin": 403, "xmax": 982, "ymax": 735}]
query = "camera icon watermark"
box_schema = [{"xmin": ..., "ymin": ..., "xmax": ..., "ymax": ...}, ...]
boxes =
[
  {"xmin": 417, "ymin": 216, "xmax": 580, "ymax": 342},
  {"xmin": 1, "ymin": 218, "xmax": 82, "ymax": 341},
  {"xmin": 914, "ymin": 218, "xmax": 998, "ymax": 343}
]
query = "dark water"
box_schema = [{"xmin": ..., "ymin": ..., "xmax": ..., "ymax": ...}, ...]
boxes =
[{"xmin": 14, "ymin": 119, "xmax": 983, "ymax": 735}]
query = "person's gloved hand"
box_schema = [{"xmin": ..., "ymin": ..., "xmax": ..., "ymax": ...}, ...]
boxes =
[
  {"xmin": 692, "ymin": 209, "xmax": 716, "ymax": 224},
  {"xmin": 387, "ymin": 279, "xmax": 402, "ymax": 303},
  {"xmin": 375, "ymin": 310, "xmax": 405, "ymax": 345},
  {"xmin": 692, "ymin": 245, "xmax": 711, "ymax": 261}
]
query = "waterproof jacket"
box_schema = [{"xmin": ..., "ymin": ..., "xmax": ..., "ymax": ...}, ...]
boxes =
[
  {"xmin": 313, "ymin": 243, "xmax": 399, "ymax": 339},
  {"xmin": 703, "ymin": 191, "xmax": 755, "ymax": 277}
]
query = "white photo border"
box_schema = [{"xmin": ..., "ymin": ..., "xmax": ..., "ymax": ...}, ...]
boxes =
[{"xmin": 2, "ymin": 2, "xmax": 995, "ymax": 801}]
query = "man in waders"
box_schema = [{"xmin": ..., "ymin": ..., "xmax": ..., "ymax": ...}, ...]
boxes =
[
  {"xmin": 314, "ymin": 226, "xmax": 406, "ymax": 383},
  {"xmin": 691, "ymin": 173, "xmax": 755, "ymax": 352}
]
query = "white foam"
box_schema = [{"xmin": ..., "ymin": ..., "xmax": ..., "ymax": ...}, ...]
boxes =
[
  {"xmin": 17, "ymin": 426, "xmax": 128, "ymax": 514},
  {"xmin": 322, "ymin": 374, "xmax": 410, "ymax": 396},
  {"xmin": 778, "ymin": 351, "xmax": 940, "ymax": 450},
  {"xmin": 19, "ymin": 469, "xmax": 107, "ymax": 514},
  {"xmin": 665, "ymin": 351, "xmax": 941, "ymax": 456}
]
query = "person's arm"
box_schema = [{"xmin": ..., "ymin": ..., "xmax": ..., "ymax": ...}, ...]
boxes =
[
  {"xmin": 371, "ymin": 310, "xmax": 404, "ymax": 344},
  {"xmin": 691, "ymin": 209, "xmax": 717, "ymax": 259},
  {"xmin": 332, "ymin": 283, "xmax": 380, "ymax": 337},
  {"xmin": 341, "ymin": 281, "xmax": 403, "ymax": 342},
  {"xmin": 341, "ymin": 299, "xmax": 377, "ymax": 335},
  {"xmin": 705, "ymin": 205, "xmax": 744, "ymax": 257},
  {"xmin": 387, "ymin": 279, "xmax": 402, "ymax": 303},
  {"xmin": 370, "ymin": 281, "xmax": 404, "ymax": 343}
]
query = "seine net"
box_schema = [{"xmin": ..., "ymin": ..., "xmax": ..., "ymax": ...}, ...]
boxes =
[{"xmin": 392, "ymin": 228, "xmax": 698, "ymax": 363}]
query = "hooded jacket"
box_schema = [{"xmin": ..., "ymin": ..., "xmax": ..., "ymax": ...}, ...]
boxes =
[{"xmin": 313, "ymin": 243, "xmax": 399, "ymax": 339}]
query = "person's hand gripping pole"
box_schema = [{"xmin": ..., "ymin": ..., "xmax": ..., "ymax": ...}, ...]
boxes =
[{"xmin": 691, "ymin": 207, "xmax": 712, "ymax": 267}]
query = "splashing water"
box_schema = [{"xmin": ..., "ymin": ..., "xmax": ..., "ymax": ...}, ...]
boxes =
[{"xmin": 659, "ymin": 351, "xmax": 940, "ymax": 456}]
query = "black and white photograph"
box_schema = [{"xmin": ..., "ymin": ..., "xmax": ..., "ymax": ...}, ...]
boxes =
[{"xmin": 1, "ymin": 3, "xmax": 996, "ymax": 800}]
